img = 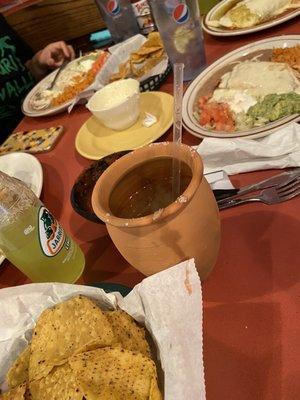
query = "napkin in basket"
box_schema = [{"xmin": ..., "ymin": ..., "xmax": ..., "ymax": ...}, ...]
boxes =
[{"xmin": 197, "ymin": 123, "xmax": 300, "ymax": 175}]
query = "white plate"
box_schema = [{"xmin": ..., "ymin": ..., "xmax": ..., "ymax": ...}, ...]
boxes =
[
  {"xmin": 203, "ymin": 0, "xmax": 300, "ymax": 37},
  {"xmin": 0, "ymin": 152, "xmax": 43, "ymax": 265},
  {"xmin": 182, "ymin": 35, "xmax": 300, "ymax": 140},
  {"xmin": 22, "ymin": 68, "xmax": 75, "ymax": 118}
]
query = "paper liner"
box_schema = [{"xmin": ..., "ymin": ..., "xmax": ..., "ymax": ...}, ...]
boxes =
[{"xmin": 0, "ymin": 259, "xmax": 205, "ymax": 399}]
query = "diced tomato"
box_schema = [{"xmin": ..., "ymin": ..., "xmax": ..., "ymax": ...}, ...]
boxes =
[
  {"xmin": 198, "ymin": 95, "xmax": 210, "ymax": 108},
  {"xmin": 197, "ymin": 95, "xmax": 235, "ymax": 132},
  {"xmin": 200, "ymin": 110, "xmax": 211, "ymax": 125},
  {"xmin": 91, "ymin": 52, "xmax": 109, "ymax": 74}
]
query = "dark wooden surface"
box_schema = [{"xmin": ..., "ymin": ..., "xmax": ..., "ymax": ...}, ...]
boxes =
[{"xmin": 6, "ymin": 0, "xmax": 106, "ymax": 52}]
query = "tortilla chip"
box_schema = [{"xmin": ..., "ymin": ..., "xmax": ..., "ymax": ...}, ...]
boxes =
[
  {"xmin": 135, "ymin": 46, "xmax": 162, "ymax": 56},
  {"xmin": 130, "ymin": 60, "xmax": 144, "ymax": 78},
  {"xmin": 69, "ymin": 347, "xmax": 162, "ymax": 400},
  {"xmin": 105, "ymin": 310, "xmax": 151, "ymax": 357},
  {"xmin": 29, "ymin": 295, "xmax": 115, "ymax": 381},
  {"xmin": 6, "ymin": 345, "xmax": 30, "ymax": 388},
  {"xmin": 24, "ymin": 389, "xmax": 32, "ymax": 400},
  {"xmin": 130, "ymin": 53, "xmax": 146, "ymax": 64},
  {"xmin": 150, "ymin": 49, "xmax": 164, "ymax": 60},
  {"xmin": 109, "ymin": 61, "xmax": 131, "ymax": 82},
  {"xmin": 0, "ymin": 383, "xmax": 26, "ymax": 400},
  {"xmin": 29, "ymin": 363, "xmax": 83, "ymax": 400},
  {"xmin": 144, "ymin": 32, "xmax": 163, "ymax": 48},
  {"xmin": 139, "ymin": 57, "xmax": 164, "ymax": 76}
]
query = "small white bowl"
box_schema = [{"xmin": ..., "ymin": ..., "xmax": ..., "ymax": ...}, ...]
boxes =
[{"xmin": 86, "ymin": 79, "xmax": 140, "ymax": 131}]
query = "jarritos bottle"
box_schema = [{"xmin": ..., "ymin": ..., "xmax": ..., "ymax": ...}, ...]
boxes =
[{"xmin": 0, "ymin": 172, "xmax": 85, "ymax": 283}]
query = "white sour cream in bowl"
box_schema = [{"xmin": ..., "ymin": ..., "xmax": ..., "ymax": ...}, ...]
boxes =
[{"xmin": 86, "ymin": 79, "xmax": 140, "ymax": 131}]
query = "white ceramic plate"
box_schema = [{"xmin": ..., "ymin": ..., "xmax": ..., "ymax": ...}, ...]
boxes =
[
  {"xmin": 203, "ymin": 0, "xmax": 300, "ymax": 37},
  {"xmin": 22, "ymin": 68, "xmax": 75, "ymax": 118},
  {"xmin": 0, "ymin": 152, "xmax": 43, "ymax": 265},
  {"xmin": 182, "ymin": 35, "xmax": 300, "ymax": 140}
]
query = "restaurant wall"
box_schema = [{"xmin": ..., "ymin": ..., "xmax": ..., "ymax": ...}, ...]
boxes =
[{"xmin": 6, "ymin": 0, "xmax": 106, "ymax": 52}]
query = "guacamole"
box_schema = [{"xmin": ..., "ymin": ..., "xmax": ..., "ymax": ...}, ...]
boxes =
[{"xmin": 247, "ymin": 92, "xmax": 300, "ymax": 123}]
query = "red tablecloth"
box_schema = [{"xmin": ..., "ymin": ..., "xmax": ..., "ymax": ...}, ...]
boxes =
[{"xmin": 1, "ymin": 19, "xmax": 300, "ymax": 400}]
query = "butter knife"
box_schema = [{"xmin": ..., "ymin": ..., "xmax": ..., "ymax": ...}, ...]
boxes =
[{"xmin": 217, "ymin": 168, "xmax": 300, "ymax": 205}]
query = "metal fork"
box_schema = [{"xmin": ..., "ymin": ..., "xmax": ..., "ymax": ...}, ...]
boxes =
[
  {"xmin": 219, "ymin": 177, "xmax": 300, "ymax": 210},
  {"xmin": 46, "ymin": 60, "xmax": 69, "ymax": 90}
]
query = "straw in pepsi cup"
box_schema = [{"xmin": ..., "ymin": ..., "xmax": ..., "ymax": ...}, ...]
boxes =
[{"xmin": 150, "ymin": 0, "xmax": 206, "ymax": 81}]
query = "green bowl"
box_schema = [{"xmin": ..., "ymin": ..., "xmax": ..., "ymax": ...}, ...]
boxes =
[{"xmin": 90, "ymin": 282, "xmax": 132, "ymax": 297}]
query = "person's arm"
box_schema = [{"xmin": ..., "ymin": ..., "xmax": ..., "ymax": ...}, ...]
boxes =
[{"xmin": 26, "ymin": 41, "xmax": 75, "ymax": 81}]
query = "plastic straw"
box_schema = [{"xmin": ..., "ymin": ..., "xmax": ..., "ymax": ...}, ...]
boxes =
[{"xmin": 172, "ymin": 63, "xmax": 184, "ymax": 201}]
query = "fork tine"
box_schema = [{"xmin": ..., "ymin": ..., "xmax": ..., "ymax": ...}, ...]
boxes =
[
  {"xmin": 279, "ymin": 184, "xmax": 300, "ymax": 197},
  {"xmin": 277, "ymin": 178, "xmax": 300, "ymax": 196},
  {"xmin": 277, "ymin": 176, "xmax": 300, "ymax": 190},
  {"xmin": 277, "ymin": 188, "xmax": 300, "ymax": 202}
]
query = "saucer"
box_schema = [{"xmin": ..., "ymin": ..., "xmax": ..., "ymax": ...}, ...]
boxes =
[{"xmin": 75, "ymin": 91, "xmax": 174, "ymax": 160}]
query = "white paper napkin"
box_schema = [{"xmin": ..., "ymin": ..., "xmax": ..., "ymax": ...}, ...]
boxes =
[
  {"xmin": 204, "ymin": 170, "xmax": 235, "ymax": 190},
  {"xmin": 197, "ymin": 123, "xmax": 300, "ymax": 175}
]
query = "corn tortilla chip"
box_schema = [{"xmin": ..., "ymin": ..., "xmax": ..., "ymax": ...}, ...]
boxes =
[
  {"xmin": 109, "ymin": 61, "xmax": 131, "ymax": 82},
  {"xmin": 139, "ymin": 57, "xmax": 164, "ymax": 76},
  {"xmin": 130, "ymin": 61, "xmax": 144, "ymax": 78},
  {"xmin": 105, "ymin": 310, "xmax": 151, "ymax": 357},
  {"xmin": 69, "ymin": 347, "xmax": 162, "ymax": 400},
  {"xmin": 24, "ymin": 389, "xmax": 32, "ymax": 400},
  {"xmin": 109, "ymin": 32, "xmax": 165, "ymax": 82},
  {"xmin": 135, "ymin": 46, "xmax": 162, "ymax": 56},
  {"xmin": 0, "ymin": 383, "xmax": 26, "ymax": 400},
  {"xmin": 6, "ymin": 345, "xmax": 30, "ymax": 388},
  {"xmin": 130, "ymin": 53, "xmax": 146, "ymax": 64},
  {"xmin": 29, "ymin": 295, "xmax": 115, "ymax": 381},
  {"xmin": 29, "ymin": 363, "xmax": 83, "ymax": 400},
  {"xmin": 144, "ymin": 32, "xmax": 163, "ymax": 48},
  {"xmin": 150, "ymin": 49, "xmax": 164, "ymax": 60}
]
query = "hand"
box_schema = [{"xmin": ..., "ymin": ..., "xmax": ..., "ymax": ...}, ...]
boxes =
[{"xmin": 36, "ymin": 41, "xmax": 75, "ymax": 69}]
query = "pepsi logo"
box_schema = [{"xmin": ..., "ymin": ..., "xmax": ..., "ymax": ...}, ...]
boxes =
[
  {"xmin": 106, "ymin": 0, "xmax": 120, "ymax": 15},
  {"xmin": 172, "ymin": 3, "xmax": 189, "ymax": 24}
]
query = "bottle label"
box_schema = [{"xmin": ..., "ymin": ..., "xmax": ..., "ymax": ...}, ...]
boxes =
[
  {"xmin": 38, "ymin": 207, "xmax": 66, "ymax": 257},
  {"xmin": 106, "ymin": 0, "xmax": 120, "ymax": 15},
  {"xmin": 172, "ymin": 3, "xmax": 190, "ymax": 24}
]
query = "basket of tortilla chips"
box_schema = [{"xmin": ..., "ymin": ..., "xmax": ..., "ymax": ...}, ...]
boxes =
[
  {"xmin": 99, "ymin": 32, "xmax": 170, "ymax": 91},
  {"xmin": 0, "ymin": 260, "xmax": 206, "ymax": 400},
  {"xmin": 2, "ymin": 295, "xmax": 161, "ymax": 399}
]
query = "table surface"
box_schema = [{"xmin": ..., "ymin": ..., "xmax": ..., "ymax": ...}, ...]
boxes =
[{"xmin": 1, "ymin": 19, "xmax": 300, "ymax": 400}]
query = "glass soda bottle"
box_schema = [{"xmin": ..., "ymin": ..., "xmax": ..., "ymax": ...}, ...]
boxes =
[{"xmin": 0, "ymin": 172, "xmax": 85, "ymax": 283}]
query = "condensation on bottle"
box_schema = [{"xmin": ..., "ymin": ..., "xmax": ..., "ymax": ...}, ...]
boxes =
[
  {"xmin": 95, "ymin": 0, "xmax": 140, "ymax": 44},
  {"xmin": 0, "ymin": 172, "xmax": 85, "ymax": 283}
]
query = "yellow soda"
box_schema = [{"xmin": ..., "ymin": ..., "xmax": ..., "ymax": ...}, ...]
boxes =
[{"xmin": 0, "ymin": 172, "xmax": 85, "ymax": 283}]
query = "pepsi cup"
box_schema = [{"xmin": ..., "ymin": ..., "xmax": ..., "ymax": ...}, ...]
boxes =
[
  {"xmin": 95, "ymin": 0, "xmax": 140, "ymax": 44},
  {"xmin": 150, "ymin": 0, "xmax": 206, "ymax": 81}
]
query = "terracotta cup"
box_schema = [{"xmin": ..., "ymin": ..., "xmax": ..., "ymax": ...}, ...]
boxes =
[{"xmin": 92, "ymin": 142, "xmax": 220, "ymax": 280}]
